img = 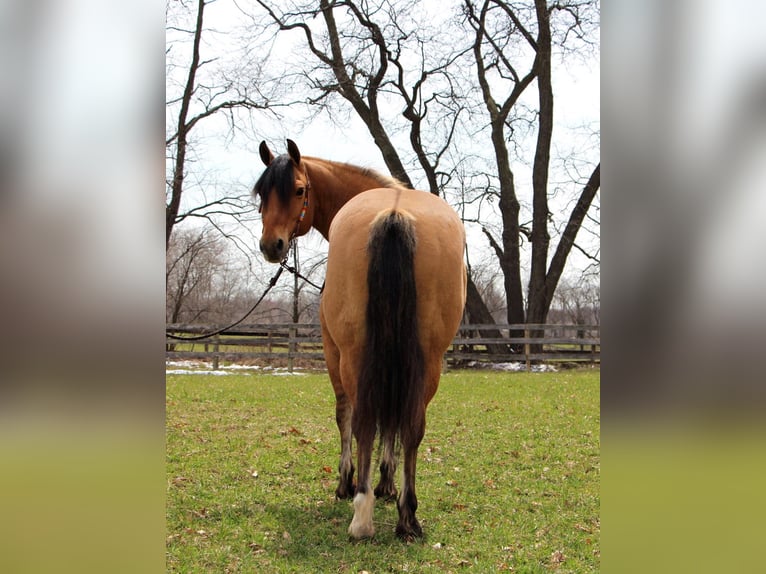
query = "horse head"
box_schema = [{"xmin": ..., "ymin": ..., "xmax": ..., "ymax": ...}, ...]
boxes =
[{"xmin": 254, "ymin": 139, "xmax": 312, "ymax": 263}]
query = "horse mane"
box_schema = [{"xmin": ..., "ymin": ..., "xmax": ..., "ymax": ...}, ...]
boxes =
[
  {"xmin": 349, "ymin": 164, "xmax": 408, "ymax": 191},
  {"xmin": 307, "ymin": 157, "xmax": 409, "ymax": 191},
  {"xmin": 254, "ymin": 153, "xmax": 408, "ymax": 209}
]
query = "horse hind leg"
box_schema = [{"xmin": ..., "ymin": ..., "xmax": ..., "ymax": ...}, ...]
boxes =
[
  {"xmin": 335, "ymin": 395, "xmax": 355, "ymax": 499},
  {"xmin": 322, "ymin": 317, "xmax": 355, "ymax": 499},
  {"xmin": 396, "ymin": 416, "xmax": 425, "ymax": 541},
  {"xmin": 336, "ymin": 399, "xmax": 355, "ymax": 499},
  {"xmin": 374, "ymin": 431, "xmax": 398, "ymax": 501},
  {"xmin": 348, "ymin": 445, "xmax": 375, "ymax": 538},
  {"xmin": 348, "ymin": 407, "xmax": 376, "ymax": 539}
]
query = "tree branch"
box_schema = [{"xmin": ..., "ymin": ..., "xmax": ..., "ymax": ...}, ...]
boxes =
[
  {"xmin": 482, "ymin": 226, "xmax": 504, "ymax": 260},
  {"xmin": 544, "ymin": 162, "xmax": 600, "ymax": 308}
]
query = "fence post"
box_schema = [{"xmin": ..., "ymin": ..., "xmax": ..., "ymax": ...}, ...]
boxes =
[
  {"xmin": 288, "ymin": 325, "xmax": 296, "ymax": 373},
  {"xmin": 212, "ymin": 335, "xmax": 220, "ymax": 370},
  {"xmin": 524, "ymin": 327, "xmax": 531, "ymax": 372}
]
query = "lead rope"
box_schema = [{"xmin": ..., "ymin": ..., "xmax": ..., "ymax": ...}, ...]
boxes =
[
  {"xmin": 166, "ymin": 264, "xmax": 285, "ymax": 341},
  {"xmin": 167, "ymin": 169, "xmax": 320, "ymax": 341}
]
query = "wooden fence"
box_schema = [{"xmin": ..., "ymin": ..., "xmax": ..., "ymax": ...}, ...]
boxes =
[{"xmin": 166, "ymin": 323, "xmax": 599, "ymax": 372}]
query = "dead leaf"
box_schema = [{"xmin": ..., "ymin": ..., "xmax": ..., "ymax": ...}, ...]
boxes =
[
  {"xmin": 550, "ymin": 550, "xmax": 565, "ymax": 565},
  {"xmin": 322, "ymin": 465, "xmax": 333, "ymax": 473},
  {"xmin": 248, "ymin": 543, "xmax": 264, "ymax": 555}
]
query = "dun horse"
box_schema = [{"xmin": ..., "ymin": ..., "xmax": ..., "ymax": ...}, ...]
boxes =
[{"xmin": 254, "ymin": 140, "xmax": 466, "ymax": 540}]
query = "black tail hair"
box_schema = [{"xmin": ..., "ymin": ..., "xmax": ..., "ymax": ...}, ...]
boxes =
[{"xmin": 354, "ymin": 211, "xmax": 425, "ymax": 453}]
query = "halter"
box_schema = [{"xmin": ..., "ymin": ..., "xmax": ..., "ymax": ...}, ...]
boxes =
[
  {"xmin": 282, "ymin": 168, "xmax": 323, "ymax": 291},
  {"xmin": 289, "ymin": 166, "xmax": 311, "ymax": 242}
]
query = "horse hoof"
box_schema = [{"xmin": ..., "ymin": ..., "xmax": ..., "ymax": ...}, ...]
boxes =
[
  {"xmin": 374, "ymin": 484, "xmax": 398, "ymax": 502},
  {"xmin": 335, "ymin": 486, "xmax": 355, "ymax": 500},
  {"xmin": 335, "ymin": 479, "xmax": 356, "ymax": 500},
  {"xmin": 396, "ymin": 520, "xmax": 423, "ymax": 541},
  {"xmin": 348, "ymin": 522, "xmax": 375, "ymax": 539}
]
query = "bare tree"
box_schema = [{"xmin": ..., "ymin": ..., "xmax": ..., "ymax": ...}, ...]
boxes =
[
  {"xmin": 464, "ymin": 0, "xmax": 600, "ymax": 331},
  {"xmin": 551, "ymin": 276, "xmax": 600, "ymax": 325},
  {"xmin": 166, "ymin": 0, "xmax": 272, "ymax": 249},
  {"xmin": 166, "ymin": 227, "xmax": 242, "ymax": 323}
]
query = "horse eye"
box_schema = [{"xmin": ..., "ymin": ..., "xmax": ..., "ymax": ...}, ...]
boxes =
[{"xmin": 296, "ymin": 187, "xmax": 305, "ymax": 197}]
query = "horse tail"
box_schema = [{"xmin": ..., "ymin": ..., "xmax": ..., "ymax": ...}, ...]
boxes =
[{"xmin": 354, "ymin": 210, "xmax": 425, "ymax": 453}]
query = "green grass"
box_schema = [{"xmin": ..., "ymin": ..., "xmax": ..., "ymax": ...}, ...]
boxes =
[{"xmin": 166, "ymin": 369, "xmax": 600, "ymax": 573}]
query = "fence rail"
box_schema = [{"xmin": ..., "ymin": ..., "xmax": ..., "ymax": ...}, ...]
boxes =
[{"xmin": 166, "ymin": 322, "xmax": 599, "ymax": 371}]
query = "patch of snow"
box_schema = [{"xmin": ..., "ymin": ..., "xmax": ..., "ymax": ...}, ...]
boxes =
[
  {"xmin": 464, "ymin": 360, "xmax": 558, "ymax": 373},
  {"xmin": 490, "ymin": 362, "xmax": 558, "ymax": 373},
  {"xmin": 165, "ymin": 361, "xmax": 306, "ymax": 376}
]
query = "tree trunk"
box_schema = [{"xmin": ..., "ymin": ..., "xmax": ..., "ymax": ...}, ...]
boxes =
[
  {"xmin": 524, "ymin": 0, "xmax": 554, "ymax": 356},
  {"xmin": 464, "ymin": 274, "xmax": 512, "ymax": 356},
  {"xmin": 166, "ymin": 0, "xmax": 205, "ymax": 249},
  {"xmin": 526, "ymin": 0, "xmax": 553, "ymax": 332},
  {"xmin": 492, "ymin": 125, "xmax": 525, "ymax": 338}
]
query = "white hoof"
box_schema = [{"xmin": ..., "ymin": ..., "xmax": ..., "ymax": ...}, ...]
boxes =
[
  {"xmin": 348, "ymin": 519, "xmax": 375, "ymax": 539},
  {"xmin": 348, "ymin": 491, "xmax": 375, "ymax": 539}
]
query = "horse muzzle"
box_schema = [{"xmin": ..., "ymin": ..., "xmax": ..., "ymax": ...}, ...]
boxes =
[{"xmin": 259, "ymin": 236, "xmax": 289, "ymax": 263}]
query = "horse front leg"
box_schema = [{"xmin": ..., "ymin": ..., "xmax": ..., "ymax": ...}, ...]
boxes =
[{"xmin": 334, "ymin": 394, "xmax": 355, "ymax": 499}]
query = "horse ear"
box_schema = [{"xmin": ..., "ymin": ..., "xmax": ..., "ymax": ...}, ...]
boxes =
[
  {"xmin": 259, "ymin": 141, "xmax": 274, "ymax": 166},
  {"xmin": 286, "ymin": 139, "xmax": 301, "ymax": 165}
]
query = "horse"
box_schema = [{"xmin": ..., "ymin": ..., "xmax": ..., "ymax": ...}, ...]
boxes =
[{"xmin": 254, "ymin": 139, "xmax": 466, "ymax": 540}]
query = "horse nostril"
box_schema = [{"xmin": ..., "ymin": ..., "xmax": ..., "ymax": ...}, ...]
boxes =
[{"xmin": 259, "ymin": 238, "xmax": 286, "ymax": 261}]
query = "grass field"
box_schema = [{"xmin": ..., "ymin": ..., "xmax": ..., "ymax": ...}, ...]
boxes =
[{"xmin": 166, "ymin": 368, "xmax": 600, "ymax": 573}]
